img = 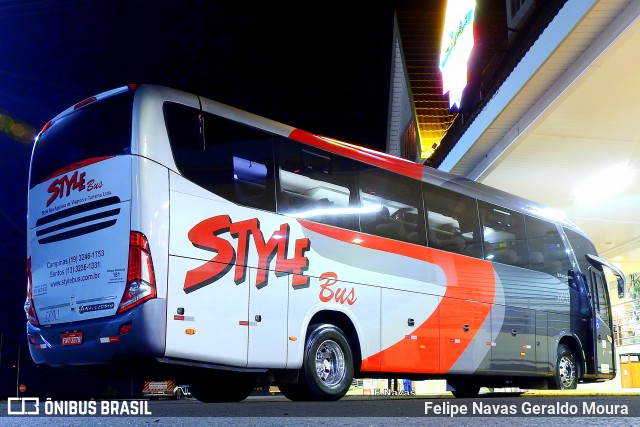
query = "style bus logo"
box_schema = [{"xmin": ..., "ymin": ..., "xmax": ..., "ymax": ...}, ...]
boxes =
[
  {"xmin": 183, "ymin": 215, "xmax": 311, "ymax": 292},
  {"xmin": 183, "ymin": 215, "xmax": 359, "ymax": 306},
  {"xmin": 46, "ymin": 170, "xmax": 103, "ymax": 207},
  {"xmin": 7, "ymin": 397, "xmax": 152, "ymax": 416}
]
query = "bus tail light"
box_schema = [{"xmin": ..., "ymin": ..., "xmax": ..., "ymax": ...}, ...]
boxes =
[
  {"xmin": 73, "ymin": 96, "xmax": 97, "ymax": 110},
  {"xmin": 40, "ymin": 120, "xmax": 53, "ymax": 134},
  {"xmin": 25, "ymin": 257, "xmax": 40, "ymax": 325},
  {"xmin": 118, "ymin": 232, "xmax": 156, "ymax": 313}
]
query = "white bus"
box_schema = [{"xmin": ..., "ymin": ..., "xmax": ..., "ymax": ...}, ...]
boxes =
[{"xmin": 26, "ymin": 84, "xmax": 625, "ymax": 401}]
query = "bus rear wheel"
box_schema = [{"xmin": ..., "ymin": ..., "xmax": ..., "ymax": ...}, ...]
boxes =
[
  {"xmin": 550, "ymin": 344, "xmax": 579, "ymax": 390},
  {"xmin": 281, "ymin": 324, "xmax": 354, "ymax": 401}
]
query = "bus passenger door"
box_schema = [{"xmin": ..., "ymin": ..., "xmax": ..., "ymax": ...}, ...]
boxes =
[
  {"xmin": 586, "ymin": 263, "xmax": 617, "ymax": 379},
  {"xmin": 584, "ymin": 254, "xmax": 626, "ymax": 379},
  {"xmin": 247, "ymin": 267, "xmax": 288, "ymax": 368}
]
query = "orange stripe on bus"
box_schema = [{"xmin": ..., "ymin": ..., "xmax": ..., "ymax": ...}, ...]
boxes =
[
  {"xmin": 289, "ymin": 129, "xmax": 425, "ymax": 180},
  {"xmin": 299, "ymin": 220, "xmax": 496, "ymax": 374},
  {"xmin": 41, "ymin": 156, "xmax": 114, "ymax": 183}
]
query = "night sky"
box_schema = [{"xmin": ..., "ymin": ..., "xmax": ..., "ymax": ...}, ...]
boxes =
[{"xmin": 0, "ymin": 0, "xmax": 397, "ymax": 396}]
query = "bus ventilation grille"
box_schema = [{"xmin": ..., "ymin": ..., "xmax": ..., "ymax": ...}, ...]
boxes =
[{"xmin": 35, "ymin": 196, "xmax": 122, "ymax": 244}]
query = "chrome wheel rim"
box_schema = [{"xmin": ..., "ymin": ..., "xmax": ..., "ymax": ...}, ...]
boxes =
[
  {"xmin": 558, "ymin": 355, "xmax": 576, "ymax": 389},
  {"xmin": 314, "ymin": 339, "xmax": 346, "ymax": 389}
]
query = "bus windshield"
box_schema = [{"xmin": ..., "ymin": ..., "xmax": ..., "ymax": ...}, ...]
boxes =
[{"xmin": 30, "ymin": 92, "xmax": 133, "ymax": 188}]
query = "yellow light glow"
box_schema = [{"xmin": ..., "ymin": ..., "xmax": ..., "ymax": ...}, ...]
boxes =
[
  {"xmin": 417, "ymin": 112, "xmax": 458, "ymax": 159},
  {"xmin": 0, "ymin": 111, "xmax": 36, "ymax": 144}
]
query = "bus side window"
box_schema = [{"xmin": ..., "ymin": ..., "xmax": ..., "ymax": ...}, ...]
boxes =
[
  {"xmin": 356, "ymin": 163, "xmax": 425, "ymax": 244},
  {"xmin": 478, "ymin": 201, "xmax": 527, "ymax": 267},
  {"xmin": 423, "ymin": 184, "xmax": 483, "ymax": 258},
  {"xmin": 525, "ymin": 216, "xmax": 571, "ymax": 280},
  {"xmin": 276, "ymin": 139, "xmax": 358, "ymax": 230},
  {"xmin": 166, "ymin": 101, "xmax": 277, "ymax": 212},
  {"xmin": 164, "ymin": 102, "xmax": 203, "ymax": 152}
]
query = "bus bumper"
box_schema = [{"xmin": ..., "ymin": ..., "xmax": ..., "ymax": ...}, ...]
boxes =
[{"xmin": 26, "ymin": 298, "xmax": 166, "ymax": 367}]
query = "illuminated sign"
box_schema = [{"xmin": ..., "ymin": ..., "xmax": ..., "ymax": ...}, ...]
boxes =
[{"xmin": 439, "ymin": 0, "xmax": 476, "ymax": 109}]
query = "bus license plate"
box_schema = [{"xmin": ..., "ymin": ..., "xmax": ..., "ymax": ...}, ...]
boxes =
[{"xmin": 61, "ymin": 331, "xmax": 83, "ymax": 346}]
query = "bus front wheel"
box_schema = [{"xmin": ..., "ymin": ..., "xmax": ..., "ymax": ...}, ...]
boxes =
[
  {"xmin": 281, "ymin": 324, "xmax": 354, "ymax": 401},
  {"xmin": 550, "ymin": 344, "xmax": 579, "ymax": 390}
]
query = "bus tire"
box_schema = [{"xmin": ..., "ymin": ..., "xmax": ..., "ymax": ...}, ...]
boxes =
[
  {"xmin": 288, "ymin": 324, "xmax": 354, "ymax": 401},
  {"xmin": 550, "ymin": 344, "xmax": 579, "ymax": 390},
  {"xmin": 191, "ymin": 380, "xmax": 254, "ymax": 403},
  {"xmin": 277, "ymin": 382, "xmax": 310, "ymax": 401},
  {"xmin": 448, "ymin": 381, "xmax": 480, "ymax": 398}
]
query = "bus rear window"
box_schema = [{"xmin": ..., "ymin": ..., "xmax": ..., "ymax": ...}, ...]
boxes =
[{"xmin": 30, "ymin": 92, "xmax": 133, "ymax": 188}]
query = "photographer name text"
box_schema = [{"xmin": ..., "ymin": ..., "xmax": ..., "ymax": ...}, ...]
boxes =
[{"xmin": 424, "ymin": 401, "xmax": 628, "ymax": 417}]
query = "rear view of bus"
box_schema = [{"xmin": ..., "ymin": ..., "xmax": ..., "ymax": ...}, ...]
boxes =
[{"xmin": 26, "ymin": 85, "xmax": 164, "ymax": 369}]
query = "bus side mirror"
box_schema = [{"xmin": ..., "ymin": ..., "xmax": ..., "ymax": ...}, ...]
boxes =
[
  {"xmin": 618, "ymin": 276, "xmax": 626, "ymax": 299},
  {"xmin": 584, "ymin": 253, "xmax": 626, "ymax": 300}
]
